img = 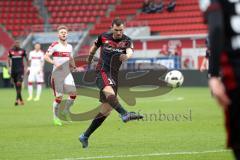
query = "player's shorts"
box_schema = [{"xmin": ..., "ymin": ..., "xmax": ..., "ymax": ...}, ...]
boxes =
[
  {"xmin": 11, "ymin": 71, "xmax": 24, "ymax": 83},
  {"xmin": 51, "ymin": 73, "xmax": 76, "ymax": 97},
  {"xmin": 96, "ymin": 69, "xmax": 118, "ymax": 103},
  {"xmin": 28, "ymin": 71, "xmax": 44, "ymax": 84}
]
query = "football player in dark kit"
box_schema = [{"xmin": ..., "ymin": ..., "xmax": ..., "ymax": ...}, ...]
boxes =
[
  {"xmin": 200, "ymin": 0, "xmax": 240, "ymax": 159},
  {"xmin": 79, "ymin": 18, "xmax": 144, "ymax": 148},
  {"xmin": 8, "ymin": 40, "xmax": 27, "ymax": 106}
]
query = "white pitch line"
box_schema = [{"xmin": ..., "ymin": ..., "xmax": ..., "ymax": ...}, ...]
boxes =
[
  {"xmin": 136, "ymin": 96, "xmax": 185, "ymax": 102},
  {"xmin": 56, "ymin": 149, "xmax": 230, "ymax": 160}
]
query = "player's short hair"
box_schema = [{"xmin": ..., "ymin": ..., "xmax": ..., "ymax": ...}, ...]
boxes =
[
  {"xmin": 111, "ymin": 17, "xmax": 124, "ymax": 27},
  {"xmin": 57, "ymin": 25, "xmax": 68, "ymax": 32}
]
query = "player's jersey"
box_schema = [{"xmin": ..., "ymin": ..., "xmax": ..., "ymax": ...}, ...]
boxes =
[
  {"xmin": 200, "ymin": 0, "xmax": 240, "ymax": 55},
  {"xmin": 47, "ymin": 41, "xmax": 73, "ymax": 72},
  {"xmin": 29, "ymin": 50, "xmax": 44, "ymax": 72},
  {"xmin": 8, "ymin": 47, "xmax": 27, "ymax": 73},
  {"xmin": 95, "ymin": 32, "xmax": 133, "ymax": 76}
]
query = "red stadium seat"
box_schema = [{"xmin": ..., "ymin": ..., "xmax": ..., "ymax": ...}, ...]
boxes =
[
  {"xmin": 44, "ymin": 0, "xmax": 117, "ymax": 31},
  {"xmin": 1, "ymin": 0, "xmax": 44, "ymax": 37}
]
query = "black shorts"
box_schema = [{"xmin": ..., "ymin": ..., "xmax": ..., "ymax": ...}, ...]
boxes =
[
  {"xmin": 11, "ymin": 71, "xmax": 24, "ymax": 83},
  {"xmin": 96, "ymin": 70, "xmax": 118, "ymax": 103}
]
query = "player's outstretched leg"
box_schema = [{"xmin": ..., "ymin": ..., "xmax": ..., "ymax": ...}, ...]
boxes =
[
  {"xmin": 27, "ymin": 82, "xmax": 33, "ymax": 101},
  {"xmin": 53, "ymin": 97, "xmax": 62, "ymax": 126},
  {"xmin": 79, "ymin": 104, "xmax": 110, "ymax": 148},
  {"xmin": 106, "ymin": 95, "xmax": 143, "ymax": 123},
  {"xmin": 103, "ymin": 86, "xmax": 143, "ymax": 122}
]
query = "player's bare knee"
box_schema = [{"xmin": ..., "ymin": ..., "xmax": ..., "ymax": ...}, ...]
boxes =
[{"xmin": 100, "ymin": 103, "xmax": 112, "ymax": 116}]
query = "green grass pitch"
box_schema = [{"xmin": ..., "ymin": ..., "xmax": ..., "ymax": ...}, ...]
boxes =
[{"xmin": 0, "ymin": 87, "xmax": 234, "ymax": 160}]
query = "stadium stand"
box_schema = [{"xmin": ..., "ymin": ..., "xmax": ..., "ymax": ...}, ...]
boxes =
[
  {"xmin": 45, "ymin": 0, "xmax": 116, "ymax": 31},
  {"xmin": 0, "ymin": 0, "xmax": 206, "ymax": 60},
  {"xmin": 90, "ymin": 0, "xmax": 207, "ymax": 36},
  {"xmin": 0, "ymin": 0, "xmax": 44, "ymax": 37}
]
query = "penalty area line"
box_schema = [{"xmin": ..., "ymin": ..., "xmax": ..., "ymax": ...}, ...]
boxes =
[{"xmin": 55, "ymin": 149, "xmax": 230, "ymax": 160}]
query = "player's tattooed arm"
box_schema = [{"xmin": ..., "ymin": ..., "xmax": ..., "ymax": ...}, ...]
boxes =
[
  {"xmin": 120, "ymin": 48, "xmax": 133, "ymax": 61},
  {"xmin": 87, "ymin": 44, "xmax": 98, "ymax": 64}
]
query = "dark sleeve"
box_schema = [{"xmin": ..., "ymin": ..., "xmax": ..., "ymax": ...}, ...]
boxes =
[
  {"xmin": 126, "ymin": 38, "xmax": 134, "ymax": 49},
  {"xmin": 205, "ymin": 49, "xmax": 210, "ymax": 58},
  {"xmin": 203, "ymin": 1, "xmax": 224, "ymax": 77},
  {"xmin": 94, "ymin": 34, "xmax": 102, "ymax": 48},
  {"xmin": 23, "ymin": 49, "xmax": 27, "ymax": 57},
  {"xmin": 23, "ymin": 49, "xmax": 28, "ymax": 61}
]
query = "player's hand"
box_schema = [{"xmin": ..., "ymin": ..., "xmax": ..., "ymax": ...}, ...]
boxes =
[
  {"xmin": 208, "ymin": 77, "xmax": 231, "ymax": 109},
  {"xmin": 119, "ymin": 54, "xmax": 128, "ymax": 61},
  {"xmin": 87, "ymin": 55, "xmax": 94, "ymax": 65}
]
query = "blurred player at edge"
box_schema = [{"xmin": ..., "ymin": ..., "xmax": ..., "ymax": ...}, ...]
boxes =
[
  {"xmin": 27, "ymin": 43, "xmax": 44, "ymax": 101},
  {"xmin": 8, "ymin": 40, "xmax": 28, "ymax": 106},
  {"xmin": 200, "ymin": 0, "xmax": 240, "ymax": 159},
  {"xmin": 79, "ymin": 18, "xmax": 144, "ymax": 148},
  {"xmin": 44, "ymin": 25, "xmax": 78, "ymax": 126}
]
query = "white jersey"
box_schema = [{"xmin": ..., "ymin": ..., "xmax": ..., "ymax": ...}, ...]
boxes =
[
  {"xmin": 29, "ymin": 50, "xmax": 44, "ymax": 72},
  {"xmin": 47, "ymin": 41, "xmax": 76, "ymax": 97},
  {"xmin": 47, "ymin": 41, "xmax": 73, "ymax": 72}
]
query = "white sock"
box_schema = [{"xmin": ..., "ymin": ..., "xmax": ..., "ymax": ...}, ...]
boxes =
[
  {"xmin": 53, "ymin": 100, "xmax": 61, "ymax": 118},
  {"xmin": 63, "ymin": 97, "xmax": 75, "ymax": 114},
  {"xmin": 36, "ymin": 84, "xmax": 42, "ymax": 98},
  {"xmin": 28, "ymin": 84, "xmax": 33, "ymax": 97}
]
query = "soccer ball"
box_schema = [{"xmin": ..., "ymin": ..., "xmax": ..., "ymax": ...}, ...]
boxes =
[{"xmin": 164, "ymin": 70, "xmax": 184, "ymax": 88}]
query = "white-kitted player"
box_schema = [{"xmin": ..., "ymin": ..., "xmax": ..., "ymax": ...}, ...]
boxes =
[
  {"xmin": 44, "ymin": 25, "xmax": 78, "ymax": 126},
  {"xmin": 27, "ymin": 43, "xmax": 44, "ymax": 101}
]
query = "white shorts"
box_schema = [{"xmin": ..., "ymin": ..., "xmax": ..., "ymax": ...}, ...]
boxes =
[
  {"xmin": 51, "ymin": 73, "xmax": 76, "ymax": 97},
  {"xmin": 28, "ymin": 71, "xmax": 44, "ymax": 84}
]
